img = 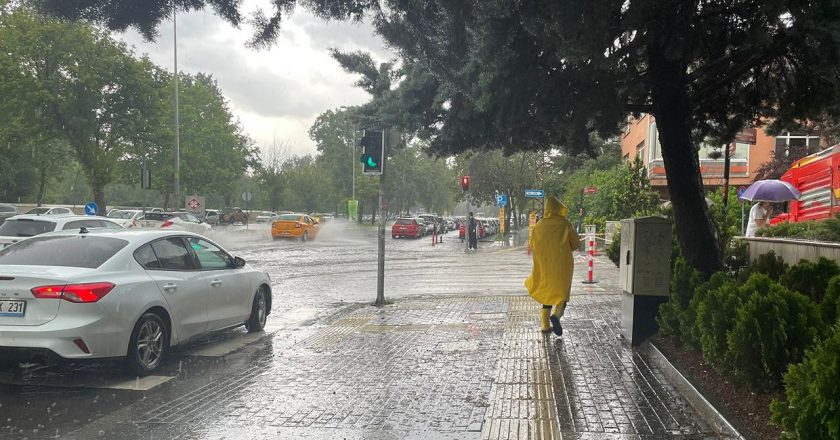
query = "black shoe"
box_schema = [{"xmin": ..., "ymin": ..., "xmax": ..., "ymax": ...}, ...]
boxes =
[{"xmin": 549, "ymin": 315, "xmax": 562, "ymax": 336}]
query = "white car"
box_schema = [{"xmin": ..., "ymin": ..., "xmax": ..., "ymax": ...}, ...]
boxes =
[
  {"xmin": 255, "ymin": 212, "xmax": 278, "ymax": 223},
  {"xmin": 0, "ymin": 215, "xmax": 123, "ymax": 248},
  {"xmin": 137, "ymin": 212, "xmax": 212, "ymax": 234},
  {"xmin": 0, "ymin": 230, "xmax": 272, "ymax": 375},
  {"xmin": 107, "ymin": 209, "xmax": 144, "ymax": 228},
  {"xmin": 26, "ymin": 207, "xmax": 74, "ymax": 216}
]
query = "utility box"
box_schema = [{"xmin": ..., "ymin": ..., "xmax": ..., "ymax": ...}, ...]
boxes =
[{"xmin": 619, "ymin": 216, "xmax": 672, "ymax": 346}]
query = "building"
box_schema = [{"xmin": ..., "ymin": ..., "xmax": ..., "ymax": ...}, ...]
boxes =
[{"xmin": 620, "ymin": 114, "xmax": 822, "ymax": 197}]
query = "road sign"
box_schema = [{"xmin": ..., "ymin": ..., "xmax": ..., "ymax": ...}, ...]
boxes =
[
  {"xmin": 525, "ymin": 189, "xmax": 544, "ymax": 199},
  {"xmin": 84, "ymin": 202, "xmax": 99, "ymax": 216},
  {"xmin": 185, "ymin": 196, "xmax": 206, "ymax": 218},
  {"xmin": 141, "ymin": 168, "xmax": 151, "ymax": 190},
  {"xmin": 241, "ymin": 191, "xmax": 252, "ymax": 202},
  {"xmin": 737, "ymin": 186, "xmax": 747, "ymax": 199},
  {"xmin": 583, "ymin": 187, "xmax": 598, "ymax": 194},
  {"xmin": 497, "ymin": 194, "xmax": 507, "ymax": 206}
]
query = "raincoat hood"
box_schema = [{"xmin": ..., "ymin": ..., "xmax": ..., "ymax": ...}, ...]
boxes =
[{"xmin": 544, "ymin": 196, "xmax": 568, "ymax": 219}]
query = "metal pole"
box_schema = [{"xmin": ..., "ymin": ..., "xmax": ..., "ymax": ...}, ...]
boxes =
[
  {"xmin": 465, "ymin": 194, "xmax": 470, "ymax": 252},
  {"xmin": 376, "ymin": 175, "xmax": 386, "ymax": 305},
  {"xmin": 173, "ymin": 6, "xmax": 181, "ymax": 211},
  {"xmin": 351, "ymin": 127, "xmax": 356, "ymax": 201}
]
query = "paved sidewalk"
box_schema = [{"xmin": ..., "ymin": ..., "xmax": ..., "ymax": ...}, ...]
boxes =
[{"xmin": 61, "ymin": 249, "xmax": 718, "ymax": 440}]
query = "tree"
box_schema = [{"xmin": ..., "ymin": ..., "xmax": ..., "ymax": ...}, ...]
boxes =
[
  {"xmin": 40, "ymin": 1, "xmax": 840, "ymax": 275},
  {"xmin": 1, "ymin": 6, "xmax": 167, "ymax": 213}
]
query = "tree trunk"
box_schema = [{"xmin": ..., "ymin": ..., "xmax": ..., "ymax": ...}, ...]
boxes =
[
  {"xmin": 36, "ymin": 166, "xmax": 47, "ymax": 207},
  {"xmin": 94, "ymin": 187, "xmax": 106, "ymax": 216},
  {"xmin": 649, "ymin": 49, "xmax": 723, "ymax": 276}
]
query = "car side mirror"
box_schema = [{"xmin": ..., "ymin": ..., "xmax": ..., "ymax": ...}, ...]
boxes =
[{"xmin": 234, "ymin": 256, "xmax": 246, "ymax": 268}]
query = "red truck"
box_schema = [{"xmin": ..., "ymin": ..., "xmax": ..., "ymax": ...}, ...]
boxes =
[{"xmin": 772, "ymin": 145, "xmax": 840, "ymax": 223}]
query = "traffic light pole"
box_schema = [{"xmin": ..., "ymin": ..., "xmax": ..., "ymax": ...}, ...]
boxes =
[{"xmin": 376, "ymin": 174, "xmax": 386, "ymax": 306}]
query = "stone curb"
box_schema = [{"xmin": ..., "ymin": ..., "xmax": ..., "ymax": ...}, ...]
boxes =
[{"xmin": 643, "ymin": 341, "xmax": 745, "ymax": 440}]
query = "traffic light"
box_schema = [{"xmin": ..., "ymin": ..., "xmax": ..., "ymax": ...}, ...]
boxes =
[
  {"xmin": 460, "ymin": 175, "xmax": 470, "ymax": 191},
  {"xmin": 359, "ymin": 129, "xmax": 384, "ymax": 175}
]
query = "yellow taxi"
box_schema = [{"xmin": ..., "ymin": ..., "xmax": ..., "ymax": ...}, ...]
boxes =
[{"xmin": 271, "ymin": 213, "xmax": 320, "ymax": 242}]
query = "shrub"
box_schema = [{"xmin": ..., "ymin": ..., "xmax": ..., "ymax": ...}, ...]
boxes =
[
  {"xmin": 780, "ymin": 257, "xmax": 840, "ymax": 302},
  {"xmin": 658, "ymin": 257, "xmax": 703, "ymax": 339},
  {"xmin": 771, "ymin": 324, "xmax": 840, "ymax": 439},
  {"xmin": 723, "ymin": 239, "xmax": 750, "ymax": 275},
  {"xmin": 607, "ymin": 230, "xmax": 621, "ymax": 267},
  {"xmin": 695, "ymin": 276, "xmax": 754, "ymax": 372},
  {"xmin": 822, "ymin": 276, "xmax": 840, "ymax": 327},
  {"xmin": 682, "ymin": 272, "xmax": 735, "ymax": 349},
  {"xmin": 725, "ymin": 282, "xmax": 823, "ymax": 392},
  {"xmin": 745, "ymin": 251, "xmax": 788, "ymax": 282}
]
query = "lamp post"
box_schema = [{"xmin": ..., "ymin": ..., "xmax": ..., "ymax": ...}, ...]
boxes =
[{"xmin": 173, "ymin": 5, "xmax": 181, "ymax": 211}]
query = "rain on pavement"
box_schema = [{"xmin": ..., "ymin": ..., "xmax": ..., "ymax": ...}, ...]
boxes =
[{"xmin": 0, "ymin": 222, "xmax": 716, "ymax": 439}]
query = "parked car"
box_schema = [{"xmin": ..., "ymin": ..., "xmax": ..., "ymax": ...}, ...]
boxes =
[
  {"xmin": 0, "ymin": 229, "xmax": 271, "ymax": 374},
  {"xmin": 392, "ymin": 218, "xmax": 423, "ymax": 239},
  {"xmin": 415, "ymin": 218, "xmax": 430, "ymax": 236},
  {"xmin": 271, "ymin": 213, "xmax": 320, "ymax": 242},
  {"xmin": 255, "ymin": 211, "xmax": 278, "ymax": 223},
  {"xmin": 136, "ymin": 212, "xmax": 212, "ymax": 234},
  {"xmin": 459, "ymin": 219, "xmax": 486, "ymax": 240},
  {"xmin": 107, "ymin": 209, "xmax": 144, "ymax": 228},
  {"xmin": 220, "ymin": 207, "xmax": 248, "ymax": 225},
  {"xmin": 445, "ymin": 219, "xmax": 455, "ymax": 231},
  {"xmin": 26, "ymin": 207, "xmax": 73, "ymax": 216},
  {"xmin": 0, "ymin": 204, "xmax": 19, "ymax": 227},
  {"xmin": 203, "ymin": 209, "xmax": 220, "ymax": 226},
  {"xmin": 0, "ymin": 215, "xmax": 123, "ymax": 248}
]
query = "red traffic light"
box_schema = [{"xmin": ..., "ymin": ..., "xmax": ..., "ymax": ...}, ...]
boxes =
[{"xmin": 460, "ymin": 175, "xmax": 470, "ymax": 191}]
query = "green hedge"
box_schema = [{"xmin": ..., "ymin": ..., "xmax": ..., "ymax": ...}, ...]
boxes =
[
  {"xmin": 757, "ymin": 215, "xmax": 840, "ymax": 242},
  {"xmin": 771, "ymin": 324, "xmax": 840, "ymax": 439},
  {"xmin": 780, "ymin": 257, "xmax": 840, "ymax": 302}
]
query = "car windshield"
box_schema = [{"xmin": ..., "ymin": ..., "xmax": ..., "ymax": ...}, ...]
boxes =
[
  {"xmin": 0, "ymin": 219, "xmax": 56, "ymax": 237},
  {"xmin": 277, "ymin": 214, "xmax": 300, "ymax": 221},
  {"xmin": 0, "ymin": 235, "xmax": 128, "ymax": 268},
  {"xmin": 108, "ymin": 210, "xmax": 136, "ymax": 219},
  {"xmin": 26, "ymin": 208, "xmax": 50, "ymax": 215}
]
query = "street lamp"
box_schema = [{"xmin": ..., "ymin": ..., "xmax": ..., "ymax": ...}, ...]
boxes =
[{"xmin": 173, "ymin": 5, "xmax": 181, "ymax": 211}]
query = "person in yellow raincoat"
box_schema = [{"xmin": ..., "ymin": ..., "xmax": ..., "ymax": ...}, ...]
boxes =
[{"xmin": 525, "ymin": 196, "xmax": 580, "ymax": 336}]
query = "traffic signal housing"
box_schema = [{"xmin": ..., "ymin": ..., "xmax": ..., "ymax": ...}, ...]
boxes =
[
  {"xmin": 359, "ymin": 129, "xmax": 384, "ymax": 175},
  {"xmin": 460, "ymin": 175, "xmax": 470, "ymax": 191}
]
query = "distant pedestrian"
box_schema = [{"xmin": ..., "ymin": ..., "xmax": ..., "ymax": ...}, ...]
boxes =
[
  {"xmin": 525, "ymin": 196, "xmax": 579, "ymax": 336},
  {"xmin": 468, "ymin": 212, "xmax": 478, "ymax": 250},
  {"xmin": 745, "ymin": 201, "xmax": 772, "ymax": 237}
]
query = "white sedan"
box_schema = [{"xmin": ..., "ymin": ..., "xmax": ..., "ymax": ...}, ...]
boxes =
[{"xmin": 0, "ymin": 230, "xmax": 272, "ymax": 375}]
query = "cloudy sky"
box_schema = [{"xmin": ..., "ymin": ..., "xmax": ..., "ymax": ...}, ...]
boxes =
[{"xmin": 117, "ymin": 1, "xmax": 394, "ymax": 157}]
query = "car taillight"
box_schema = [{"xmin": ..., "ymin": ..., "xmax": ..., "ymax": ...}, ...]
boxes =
[
  {"xmin": 31, "ymin": 282, "xmax": 115, "ymax": 303},
  {"xmin": 161, "ymin": 220, "xmax": 174, "ymax": 228},
  {"xmin": 295, "ymin": 223, "xmax": 302, "ymax": 228}
]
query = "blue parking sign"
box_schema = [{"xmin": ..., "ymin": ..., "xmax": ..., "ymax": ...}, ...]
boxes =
[
  {"xmin": 497, "ymin": 194, "xmax": 507, "ymax": 206},
  {"xmin": 84, "ymin": 202, "xmax": 99, "ymax": 216}
]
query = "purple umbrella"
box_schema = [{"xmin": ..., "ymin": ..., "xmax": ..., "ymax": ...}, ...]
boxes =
[{"xmin": 739, "ymin": 179, "xmax": 802, "ymax": 202}]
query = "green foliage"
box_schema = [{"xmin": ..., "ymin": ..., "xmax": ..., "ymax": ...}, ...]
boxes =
[
  {"xmin": 757, "ymin": 216, "xmax": 840, "ymax": 242},
  {"xmin": 780, "ymin": 258, "xmax": 840, "ymax": 303},
  {"xmin": 771, "ymin": 325, "xmax": 840, "ymax": 439},
  {"xmin": 746, "ymin": 251, "xmax": 789, "ymax": 282},
  {"xmin": 726, "ymin": 283, "xmax": 823, "ymax": 392},
  {"xmin": 723, "ymin": 239, "xmax": 750, "ymax": 276},
  {"xmin": 695, "ymin": 274, "xmax": 761, "ymax": 372},
  {"xmin": 607, "ymin": 230, "xmax": 621, "ymax": 267},
  {"xmin": 683, "ymin": 272, "xmax": 736, "ymax": 349},
  {"xmin": 658, "ymin": 258, "xmax": 704, "ymax": 340},
  {"xmin": 821, "ymin": 277, "xmax": 840, "ymax": 327}
]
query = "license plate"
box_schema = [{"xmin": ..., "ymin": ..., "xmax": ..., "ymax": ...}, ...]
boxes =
[{"xmin": 0, "ymin": 300, "xmax": 26, "ymax": 317}]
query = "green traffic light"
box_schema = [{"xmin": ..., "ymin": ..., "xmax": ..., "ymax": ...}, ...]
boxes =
[
  {"xmin": 367, "ymin": 156, "xmax": 378, "ymax": 167},
  {"xmin": 360, "ymin": 154, "xmax": 378, "ymax": 168}
]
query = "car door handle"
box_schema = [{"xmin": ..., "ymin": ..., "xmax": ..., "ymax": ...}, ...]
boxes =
[
  {"xmin": 163, "ymin": 283, "xmax": 178, "ymax": 292},
  {"xmin": 210, "ymin": 279, "xmax": 223, "ymax": 287}
]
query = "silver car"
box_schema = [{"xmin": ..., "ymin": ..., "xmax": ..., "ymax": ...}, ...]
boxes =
[{"xmin": 0, "ymin": 230, "xmax": 272, "ymax": 375}]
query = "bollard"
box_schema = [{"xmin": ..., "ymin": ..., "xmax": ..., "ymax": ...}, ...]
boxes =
[
  {"xmin": 432, "ymin": 231, "xmax": 436, "ymax": 246},
  {"xmin": 582, "ymin": 234, "xmax": 599, "ymax": 284}
]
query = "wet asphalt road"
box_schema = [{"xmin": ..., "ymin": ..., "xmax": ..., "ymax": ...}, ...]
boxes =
[{"xmin": 0, "ymin": 221, "xmax": 528, "ymax": 439}]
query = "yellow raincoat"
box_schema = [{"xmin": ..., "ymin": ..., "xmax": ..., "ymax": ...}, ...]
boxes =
[{"xmin": 525, "ymin": 197, "xmax": 580, "ymax": 307}]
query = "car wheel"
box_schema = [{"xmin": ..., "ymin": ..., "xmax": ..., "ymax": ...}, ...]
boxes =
[
  {"xmin": 126, "ymin": 312, "xmax": 168, "ymax": 376},
  {"xmin": 301, "ymin": 231, "xmax": 309, "ymax": 242},
  {"xmin": 245, "ymin": 287, "xmax": 269, "ymax": 333}
]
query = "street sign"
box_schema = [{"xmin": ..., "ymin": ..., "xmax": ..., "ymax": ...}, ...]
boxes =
[
  {"xmin": 497, "ymin": 194, "xmax": 507, "ymax": 206},
  {"xmin": 583, "ymin": 187, "xmax": 598, "ymax": 194},
  {"xmin": 525, "ymin": 189, "xmax": 544, "ymax": 199},
  {"xmin": 241, "ymin": 191, "xmax": 252, "ymax": 202},
  {"xmin": 185, "ymin": 196, "xmax": 206, "ymax": 218},
  {"xmin": 737, "ymin": 186, "xmax": 747, "ymax": 200},
  {"xmin": 141, "ymin": 168, "xmax": 151, "ymax": 190},
  {"xmin": 84, "ymin": 202, "xmax": 99, "ymax": 216},
  {"xmin": 499, "ymin": 208, "xmax": 505, "ymax": 234}
]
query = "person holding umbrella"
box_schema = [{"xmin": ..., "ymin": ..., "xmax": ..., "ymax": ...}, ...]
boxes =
[{"xmin": 746, "ymin": 201, "xmax": 772, "ymax": 237}]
